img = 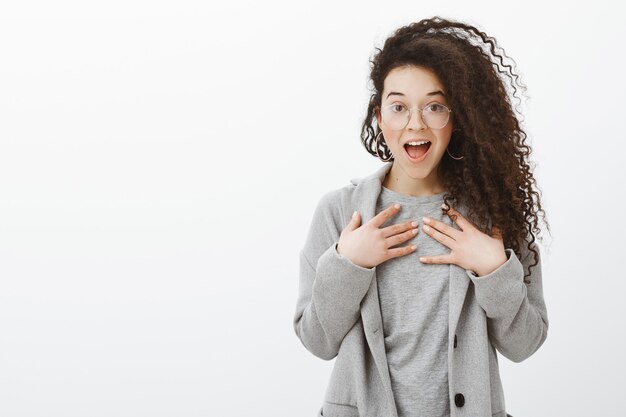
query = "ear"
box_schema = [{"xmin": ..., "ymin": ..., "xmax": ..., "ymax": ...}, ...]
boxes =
[{"xmin": 491, "ymin": 225, "xmax": 504, "ymax": 241}]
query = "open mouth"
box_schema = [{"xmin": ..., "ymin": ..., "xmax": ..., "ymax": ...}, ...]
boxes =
[{"xmin": 404, "ymin": 141, "xmax": 431, "ymax": 162}]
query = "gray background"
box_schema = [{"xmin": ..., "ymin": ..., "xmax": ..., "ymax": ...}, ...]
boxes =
[{"xmin": 0, "ymin": 0, "xmax": 624, "ymax": 416}]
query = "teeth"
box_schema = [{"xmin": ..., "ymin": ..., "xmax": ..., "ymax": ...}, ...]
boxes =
[{"xmin": 406, "ymin": 140, "xmax": 430, "ymax": 146}]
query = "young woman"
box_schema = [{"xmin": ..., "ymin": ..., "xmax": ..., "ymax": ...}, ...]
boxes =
[{"xmin": 293, "ymin": 16, "xmax": 550, "ymax": 417}]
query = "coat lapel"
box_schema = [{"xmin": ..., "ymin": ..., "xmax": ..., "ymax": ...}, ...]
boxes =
[{"xmin": 350, "ymin": 162, "xmax": 471, "ymax": 415}]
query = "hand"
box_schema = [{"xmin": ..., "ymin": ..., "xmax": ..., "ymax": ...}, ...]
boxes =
[
  {"xmin": 419, "ymin": 204, "xmax": 508, "ymax": 277},
  {"xmin": 337, "ymin": 204, "xmax": 419, "ymax": 269}
]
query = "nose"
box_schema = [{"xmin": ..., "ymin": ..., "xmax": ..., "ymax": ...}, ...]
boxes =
[{"xmin": 407, "ymin": 107, "xmax": 426, "ymax": 130}]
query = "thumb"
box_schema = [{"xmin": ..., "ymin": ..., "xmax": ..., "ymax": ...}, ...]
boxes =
[{"xmin": 347, "ymin": 210, "xmax": 361, "ymax": 230}]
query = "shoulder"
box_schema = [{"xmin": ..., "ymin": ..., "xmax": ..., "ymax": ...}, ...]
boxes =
[
  {"xmin": 318, "ymin": 181, "xmax": 357, "ymax": 206},
  {"xmin": 302, "ymin": 183, "xmax": 357, "ymax": 260},
  {"xmin": 310, "ymin": 164, "xmax": 386, "ymax": 232},
  {"xmin": 313, "ymin": 182, "xmax": 356, "ymax": 226}
]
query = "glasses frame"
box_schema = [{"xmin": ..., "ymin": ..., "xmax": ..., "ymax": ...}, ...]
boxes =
[{"xmin": 380, "ymin": 102, "xmax": 453, "ymax": 131}]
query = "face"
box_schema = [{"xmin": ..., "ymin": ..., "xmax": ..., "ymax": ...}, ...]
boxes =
[{"xmin": 375, "ymin": 65, "xmax": 453, "ymax": 191}]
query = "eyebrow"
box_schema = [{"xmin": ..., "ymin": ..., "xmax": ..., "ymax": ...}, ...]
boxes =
[{"xmin": 386, "ymin": 90, "xmax": 446, "ymax": 99}]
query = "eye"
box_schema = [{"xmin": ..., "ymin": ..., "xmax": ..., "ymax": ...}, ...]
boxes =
[
  {"xmin": 426, "ymin": 103, "xmax": 447, "ymax": 112},
  {"xmin": 390, "ymin": 104, "xmax": 406, "ymax": 113}
]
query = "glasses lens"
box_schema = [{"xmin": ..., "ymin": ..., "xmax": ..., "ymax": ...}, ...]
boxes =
[
  {"xmin": 381, "ymin": 105, "xmax": 410, "ymax": 131},
  {"xmin": 423, "ymin": 104, "xmax": 450, "ymax": 129},
  {"xmin": 382, "ymin": 104, "xmax": 450, "ymax": 130}
]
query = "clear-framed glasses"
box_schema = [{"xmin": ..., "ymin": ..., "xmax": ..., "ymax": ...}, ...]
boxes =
[{"xmin": 380, "ymin": 102, "xmax": 452, "ymax": 131}]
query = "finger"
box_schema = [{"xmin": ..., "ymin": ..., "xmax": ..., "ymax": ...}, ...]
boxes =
[
  {"xmin": 422, "ymin": 217, "xmax": 460, "ymax": 240},
  {"xmin": 370, "ymin": 203, "xmax": 401, "ymax": 229},
  {"xmin": 385, "ymin": 226, "xmax": 419, "ymax": 248},
  {"xmin": 422, "ymin": 222, "xmax": 455, "ymax": 247},
  {"xmin": 443, "ymin": 206, "xmax": 472, "ymax": 231},
  {"xmin": 346, "ymin": 211, "xmax": 361, "ymax": 231},
  {"xmin": 385, "ymin": 244, "xmax": 416, "ymax": 261},
  {"xmin": 419, "ymin": 254, "xmax": 450, "ymax": 264},
  {"xmin": 381, "ymin": 220, "xmax": 417, "ymax": 239}
]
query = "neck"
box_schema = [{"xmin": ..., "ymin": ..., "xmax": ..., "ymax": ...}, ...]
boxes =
[{"xmin": 382, "ymin": 164, "xmax": 445, "ymax": 197}]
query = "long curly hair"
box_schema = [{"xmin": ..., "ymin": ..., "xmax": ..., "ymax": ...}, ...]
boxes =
[{"xmin": 360, "ymin": 16, "xmax": 551, "ymax": 284}]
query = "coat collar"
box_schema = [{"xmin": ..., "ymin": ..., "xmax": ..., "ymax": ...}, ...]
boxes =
[{"xmin": 349, "ymin": 162, "xmax": 471, "ymax": 416}]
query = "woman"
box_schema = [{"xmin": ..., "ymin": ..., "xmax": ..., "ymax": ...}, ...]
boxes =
[{"xmin": 293, "ymin": 16, "xmax": 550, "ymax": 417}]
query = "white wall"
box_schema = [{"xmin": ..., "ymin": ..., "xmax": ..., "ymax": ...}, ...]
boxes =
[{"xmin": 0, "ymin": 0, "xmax": 624, "ymax": 416}]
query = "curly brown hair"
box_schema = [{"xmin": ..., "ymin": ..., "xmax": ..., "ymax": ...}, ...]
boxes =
[{"xmin": 360, "ymin": 16, "xmax": 551, "ymax": 284}]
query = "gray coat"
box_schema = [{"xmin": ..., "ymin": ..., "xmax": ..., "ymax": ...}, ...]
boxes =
[{"xmin": 293, "ymin": 162, "xmax": 549, "ymax": 417}]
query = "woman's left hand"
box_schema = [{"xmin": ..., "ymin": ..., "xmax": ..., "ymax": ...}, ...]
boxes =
[{"xmin": 419, "ymin": 204, "xmax": 508, "ymax": 277}]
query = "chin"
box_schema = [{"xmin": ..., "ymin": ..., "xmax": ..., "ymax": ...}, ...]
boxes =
[{"xmin": 401, "ymin": 161, "xmax": 433, "ymax": 176}]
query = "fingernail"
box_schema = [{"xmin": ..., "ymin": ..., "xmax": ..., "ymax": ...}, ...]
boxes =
[{"xmin": 394, "ymin": 203, "xmax": 400, "ymax": 209}]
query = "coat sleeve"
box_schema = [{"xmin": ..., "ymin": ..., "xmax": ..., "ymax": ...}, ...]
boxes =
[
  {"xmin": 293, "ymin": 189, "xmax": 376, "ymax": 360},
  {"xmin": 466, "ymin": 240, "xmax": 549, "ymax": 363}
]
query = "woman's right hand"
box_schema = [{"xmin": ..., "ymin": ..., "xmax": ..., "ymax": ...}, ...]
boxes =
[{"xmin": 336, "ymin": 204, "xmax": 419, "ymax": 269}]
